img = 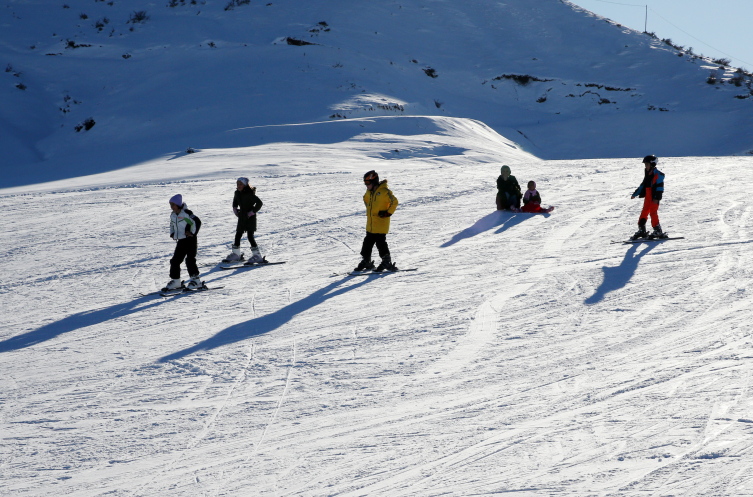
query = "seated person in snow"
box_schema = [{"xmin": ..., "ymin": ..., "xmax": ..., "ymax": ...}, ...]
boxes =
[
  {"xmin": 496, "ymin": 165, "xmax": 522, "ymax": 211},
  {"xmin": 520, "ymin": 181, "xmax": 554, "ymax": 213}
]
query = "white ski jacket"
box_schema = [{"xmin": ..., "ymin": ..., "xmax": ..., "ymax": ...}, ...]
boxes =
[{"xmin": 170, "ymin": 205, "xmax": 197, "ymax": 241}]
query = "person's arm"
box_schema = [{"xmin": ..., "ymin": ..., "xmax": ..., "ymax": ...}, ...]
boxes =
[
  {"xmin": 653, "ymin": 171, "xmax": 664, "ymax": 202},
  {"xmin": 631, "ymin": 184, "xmax": 643, "ymax": 198},
  {"xmin": 183, "ymin": 215, "xmax": 196, "ymax": 236},
  {"xmin": 379, "ymin": 188, "xmax": 399, "ymax": 217}
]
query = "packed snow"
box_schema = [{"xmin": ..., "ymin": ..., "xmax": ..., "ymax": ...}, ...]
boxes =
[
  {"xmin": 2, "ymin": 117, "xmax": 753, "ymax": 495},
  {"xmin": 3, "ymin": 0, "xmax": 753, "ymax": 495}
]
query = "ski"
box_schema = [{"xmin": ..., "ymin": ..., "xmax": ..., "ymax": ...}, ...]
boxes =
[
  {"xmin": 612, "ymin": 236, "xmax": 684, "ymax": 244},
  {"xmin": 199, "ymin": 255, "xmax": 246, "ymax": 267},
  {"xmin": 159, "ymin": 284, "xmax": 224, "ymax": 297},
  {"xmin": 214, "ymin": 261, "xmax": 246, "ymax": 269},
  {"xmin": 332, "ymin": 268, "xmax": 418, "ymax": 277},
  {"xmin": 220, "ymin": 261, "xmax": 286, "ymax": 270},
  {"xmin": 140, "ymin": 284, "xmax": 224, "ymax": 297}
]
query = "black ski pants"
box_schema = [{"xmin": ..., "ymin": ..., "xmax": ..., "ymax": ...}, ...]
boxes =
[
  {"xmin": 170, "ymin": 237, "xmax": 199, "ymax": 279},
  {"xmin": 234, "ymin": 228, "xmax": 257, "ymax": 248},
  {"xmin": 360, "ymin": 232, "xmax": 390, "ymax": 261}
]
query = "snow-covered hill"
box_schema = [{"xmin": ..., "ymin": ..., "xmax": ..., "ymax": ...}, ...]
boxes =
[
  {"xmin": 2, "ymin": 0, "xmax": 753, "ymax": 188},
  {"xmin": 3, "ymin": 1, "xmax": 753, "ymax": 494},
  {"xmin": 2, "ymin": 121, "xmax": 753, "ymax": 494}
]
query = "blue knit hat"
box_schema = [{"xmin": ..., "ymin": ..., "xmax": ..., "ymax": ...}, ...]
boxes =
[{"xmin": 169, "ymin": 194, "xmax": 183, "ymax": 206}]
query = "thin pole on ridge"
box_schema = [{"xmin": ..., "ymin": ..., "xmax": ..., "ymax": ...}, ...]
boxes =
[{"xmin": 644, "ymin": 5, "xmax": 647, "ymax": 33}]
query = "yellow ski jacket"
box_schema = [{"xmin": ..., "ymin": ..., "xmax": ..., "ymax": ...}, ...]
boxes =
[{"xmin": 363, "ymin": 180, "xmax": 398, "ymax": 234}]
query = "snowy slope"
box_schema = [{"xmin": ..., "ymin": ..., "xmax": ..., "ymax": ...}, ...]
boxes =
[
  {"xmin": 2, "ymin": 122, "xmax": 753, "ymax": 495},
  {"xmin": 2, "ymin": 0, "xmax": 753, "ymax": 188}
]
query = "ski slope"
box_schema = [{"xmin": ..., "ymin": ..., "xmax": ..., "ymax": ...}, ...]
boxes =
[{"xmin": 2, "ymin": 118, "xmax": 753, "ymax": 495}]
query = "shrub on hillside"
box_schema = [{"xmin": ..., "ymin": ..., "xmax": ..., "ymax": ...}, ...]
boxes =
[
  {"xmin": 492, "ymin": 74, "xmax": 553, "ymax": 86},
  {"xmin": 128, "ymin": 11, "xmax": 149, "ymax": 23},
  {"xmin": 423, "ymin": 67, "xmax": 438, "ymax": 78},
  {"xmin": 94, "ymin": 18, "xmax": 110, "ymax": 31},
  {"xmin": 707, "ymin": 72, "xmax": 717, "ymax": 85},
  {"xmin": 286, "ymin": 37, "xmax": 315, "ymax": 46},
  {"xmin": 75, "ymin": 118, "xmax": 96, "ymax": 132},
  {"xmin": 731, "ymin": 69, "xmax": 745, "ymax": 87},
  {"xmin": 225, "ymin": 0, "xmax": 250, "ymax": 10},
  {"xmin": 79, "ymin": 13, "xmax": 88, "ymax": 20},
  {"xmin": 712, "ymin": 57, "xmax": 731, "ymax": 67}
]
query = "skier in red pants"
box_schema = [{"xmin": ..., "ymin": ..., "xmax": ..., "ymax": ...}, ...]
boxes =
[{"xmin": 630, "ymin": 155, "xmax": 667, "ymax": 240}]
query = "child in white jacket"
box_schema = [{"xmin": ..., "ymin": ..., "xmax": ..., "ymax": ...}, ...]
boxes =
[{"xmin": 165, "ymin": 194, "xmax": 201, "ymax": 291}]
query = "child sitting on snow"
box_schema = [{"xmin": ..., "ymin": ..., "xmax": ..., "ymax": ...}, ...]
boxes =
[{"xmin": 520, "ymin": 181, "xmax": 554, "ymax": 213}]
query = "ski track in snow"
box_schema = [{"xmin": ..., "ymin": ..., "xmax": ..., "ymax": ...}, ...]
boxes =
[{"xmin": 2, "ymin": 139, "xmax": 753, "ymax": 496}]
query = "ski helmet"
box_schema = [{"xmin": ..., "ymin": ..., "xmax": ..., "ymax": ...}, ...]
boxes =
[
  {"xmin": 642, "ymin": 155, "xmax": 658, "ymax": 166},
  {"xmin": 363, "ymin": 170, "xmax": 379, "ymax": 185}
]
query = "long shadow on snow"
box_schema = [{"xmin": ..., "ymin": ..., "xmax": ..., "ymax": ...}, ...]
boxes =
[
  {"xmin": 0, "ymin": 295, "xmax": 168, "ymax": 353},
  {"xmin": 441, "ymin": 211, "xmax": 528, "ymax": 248},
  {"xmin": 159, "ymin": 276, "xmax": 372, "ymax": 363},
  {"xmin": 585, "ymin": 243, "xmax": 655, "ymax": 305}
]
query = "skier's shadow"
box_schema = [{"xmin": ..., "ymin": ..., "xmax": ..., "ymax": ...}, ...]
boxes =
[
  {"xmin": 0, "ymin": 295, "xmax": 166, "ymax": 353},
  {"xmin": 585, "ymin": 243, "xmax": 655, "ymax": 305},
  {"xmin": 158, "ymin": 276, "xmax": 372, "ymax": 362},
  {"xmin": 441, "ymin": 211, "xmax": 528, "ymax": 247}
]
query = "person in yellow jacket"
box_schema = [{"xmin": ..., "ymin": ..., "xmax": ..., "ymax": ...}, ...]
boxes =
[{"xmin": 355, "ymin": 170, "xmax": 399, "ymax": 272}]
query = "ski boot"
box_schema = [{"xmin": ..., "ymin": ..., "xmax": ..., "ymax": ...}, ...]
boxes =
[
  {"xmin": 246, "ymin": 246, "xmax": 264, "ymax": 264},
  {"xmin": 630, "ymin": 226, "xmax": 648, "ymax": 240},
  {"xmin": 223, "ymin": 245, "xmax": 243, "ymax": 263},
  {"xmin": 648, "ymin": 224, "xmax": 668, "ymax": 240},
  {"xmin": 374, "ymin": 256, "xmax": 397, "ymax": 273},
  {"xmin": 184, "ymin": 274, "xmax": 203, "ymax": 290},
  {"xmin": 162, "ymin": 278, "xmax": 183, "ymax": 292},
  {"xmin": 354, "ymin": 259, "xmax": 375, "ymax": 272}
]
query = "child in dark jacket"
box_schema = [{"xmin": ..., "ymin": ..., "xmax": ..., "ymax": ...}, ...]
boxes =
[
  {"xmin": 630, "ymin": 155, "xmax": 666, "ymax": 239},
  {"xmin": 520, "ymin": 181, "xmax": 554, "ymax": 213},
  {"xmin": 496, "ymin": 165, "xmax": 522, "ymax": 211},
  {"xmin": 224, "ymin": 177, "xmax": 264, "ymax": 263}
]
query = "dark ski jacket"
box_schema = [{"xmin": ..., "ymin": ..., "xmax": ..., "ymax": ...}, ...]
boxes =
[
  {"xmin": 522, "ymin": 189, "xmax": 542, "ymax": 205},
  {"xmin": 233, "ymin": 187, "xmax": 263, "ymax": 232},
  {"xmin": 497, "ymin": 174, "xmax": 522, "ymax": 200},
  {"xmin": 633, "ymin": 167, "xmax": 664, "ymax": 202}
]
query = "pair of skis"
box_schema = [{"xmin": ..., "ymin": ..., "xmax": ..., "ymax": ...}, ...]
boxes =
[
  {"xmin": 332, "ymin": 268, "xmax": 418, "ymax": 277},
  {"xmin": 611, "ymin": 236, "xmax": 684, "ymax": 245},
  {"xmin": 140, "ymin": 282, "xmax": 225, "ymax": 298},
  {"xmin": 219, "ymin": 259, "xmax": 286, "ymax": 270}
]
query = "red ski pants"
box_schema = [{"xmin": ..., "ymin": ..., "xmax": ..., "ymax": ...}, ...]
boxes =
[{"xmin": 639, "ymin": 196, "xmax": 660, "ymax": 228}]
